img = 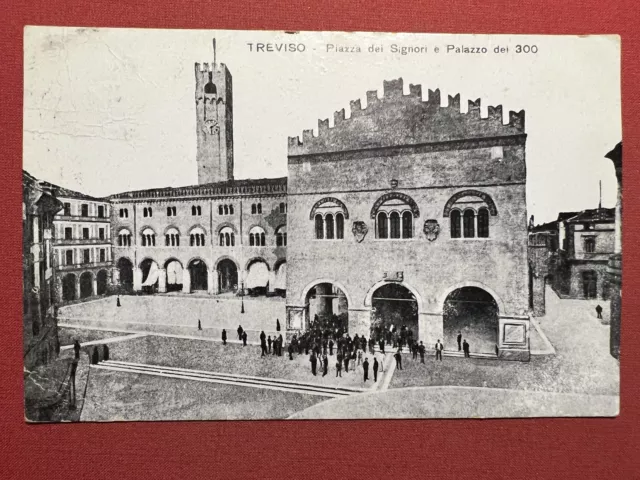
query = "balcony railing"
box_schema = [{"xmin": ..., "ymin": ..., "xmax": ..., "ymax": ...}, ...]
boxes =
[
  {"xmin": 55, "ymin": 214, "xmax": 110, "ymax": 223},
  {"xmin": 56, "ymin": 260, "xmax": 112, "ymax": 270},
  {"xmin": 54, "ymin": 238, "xmax": 112, "ymax": 246}
]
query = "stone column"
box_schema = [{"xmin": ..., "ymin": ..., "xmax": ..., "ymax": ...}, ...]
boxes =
[
  {"xmin": 268, "ymin": 270, "xmax": 276, "ymax": 293},
  {"xmin": 133, "ymin": 267, "xmax": 143, "ymax": 291},
  {"xmin": 182, "ymin": 268, "xmax": 191, "ymax": 293},
  {"xmin": 420, "ymin": 312, "xmax": 443, "ymax": 350},
  {"xmin": 158, "ymin": 268, "xmax": 167, "ymax": 293},
  {"xmin": 207, "ymin": 268, "xmax": 215, "ymax": 295},
  {"xmin": 92, "ymin": 277, "xmax": 97, "ymax": 297},
  {"xmin": 75, "ymin": 277, "xmax": 81, "ymax": 300},
  {"xmin": 315, "ymin": 284, "xmax": 332, "ymax": 317},
  {"xmin": 112, "ymin": 268, "xmax": 120, "ymax": 286},
  {"xmin": 348, "ymin": 308, "xmax": 371, "ymax": 337}
]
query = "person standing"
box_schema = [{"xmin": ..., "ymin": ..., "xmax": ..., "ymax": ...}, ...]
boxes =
[
  {"xmin": 260, "ymin": 331, "xmax": 267, "ymax": 356},
  {"xmin": 278, "ymin": 334, "xmax": 284, "ymax": 356},
  {"xmin": 329, "ymin": 339, "xmax": 334, "ymax": 356},
  {"xmin": 380, "ymin": 353, "xmax": 385, "ymax": 373},
  {"xmin": 322, "ymin": 355, "xmax": 328, "ymax": 377},
  {"xmin": 221, "ymin": 329, "xmax": 227, "ymax": 345},
  {"xmin": 595, "ymin": 305, "xmax": 603, "ymax": 319},
  {"xmin": 276, "ymin": 318, "xmax": 281, "ymax": 331},
  {"xmin": 379, "ymin": 339, "xmax": 385, "ymax": 355},
  {"xmin": 103, "ymin": 344, "xmax": 110, "ymax": 361},
  {"xmin": 435, "ymin": 339, "xmax": 444, "ymax": 361},
  {"xmin": 344, "ymin": 354, "xmax": 350, "ymax": 373},
  {"xmin": 237, "ymin": 325, "xmax": 243, "ymax": 340},
  {"xmin": 322, "ymin": 339, "xmax": 328, "ymax": 356},
  {"xmin": 273, "ymin": 336, "xmax": 278, "ymax": 356},
  {"xmin": 373, "ymin": 357, "xmax": 379, "ymax": 382},
  {"xmin": 73, "ymin": 340, "xmax": 81, "ymax": 360},
  {"xmin": 267, "ymin": 335, "xmax": 272, "ymax": 354},
  {"xmin": 463, "ymin": 339, "xmax": 470, "ymax": 358},
  {"xmin": 198, "ymin": 319, "xmax": 202, "ymax": 331},
  {"xmin": 116, "ymin": 296, "xmax": 121, "ymax": 307},
  {"xmin": 394, "ymin": 351, "xmax": 403, "ymax": 370},
  {"xmin": 310, "ymin": 352, "xmax": 318, "ymax": 376},
  {"xmin": 363, "ymin": 358, "xmax": 370, "ymax": 382},
  {"xmin": 457, "ymin": 331, "xmax": 462, "ymax": 351},
  {"xmin": 412, "ymin": 343, "xmax": 418, "ymax": 361},
  {"xmin": 242, "ymin": 331, "xmax": 248, "ymax": 347},
  {"xmin": 418, "ymin": 341, "xmax": 426, "ymax": 364},
  {"xmin": 288, "ymin": 343, "xmax": 294, "ymax": 360},
  {"xmin": 336, "ymin": 359, "xmax": 342, "ymax": 377}
]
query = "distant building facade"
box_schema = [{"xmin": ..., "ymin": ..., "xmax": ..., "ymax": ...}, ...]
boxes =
[
  {"xmin": 605, "ymin": 142, "xmax": 622, "ymax": 359},
  {"xmin": 46, "ymin": 185, "xmax": 113, "ymax": 304},
  {"xmin": 23, "ymin": 171, "xmax": 62, "ymax": 369},
  {"xmin": 286, "ymin": 79, "xmax": 531, "ymax": 361}
]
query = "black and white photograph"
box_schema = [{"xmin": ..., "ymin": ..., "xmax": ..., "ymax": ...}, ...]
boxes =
[{"xmin": 22, "ymin": 27, "xmax": 622, "ymax": 421}]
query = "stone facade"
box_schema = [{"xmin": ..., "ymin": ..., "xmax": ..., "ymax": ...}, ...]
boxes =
[
  {"xmin": 286, "ymin": 78, "xmax": 530, "ymax": 361},
  {"xmin": 605, "ymin": 142, "xmax": 622, "ymax": 360},
  {"xmin": 23, "ymin": 171, "xmax": 62, "ymax": 369}
]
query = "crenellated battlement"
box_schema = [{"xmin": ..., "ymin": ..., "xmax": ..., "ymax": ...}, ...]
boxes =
[{"xmin": 288, "ymin": 77, "xmax": 525, "ymax": 156}]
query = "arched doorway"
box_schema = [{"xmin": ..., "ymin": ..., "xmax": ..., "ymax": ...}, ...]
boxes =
[
  {"xmin": 117, "ymin": 257, "xmax": 133, "ymax": 291},
  {"xmin": 165, "ymin": 259, "xmax": 183, "ymax": 292},
  {"xmin": 246, "ymin": 258, "xmax": 269, "ymax": 296},
  {"xmin": 188, "ymin": 259, "xmax": 208, "ymax": 291},
  {"xmin": 217, "ymin": 259, "xmax": 238, "ymax": 293},
  {"xmin": 274, "ymin": 260, "xmax": 286, "ymax": 297},
  {"xmin": 62, "ymin": 273, "xmax": 76, "ymax": 302},
  {"xmin": 305, "ymin": 282, "xmax": 349, "ymax": 335},
  {"xmin": 140, "ymin": 258, "xmax": 160, "ymax": 293},
  {"xmin": 79, "ymin": 272, "xmax": 93, "ymax": 299},
  {"xmin": 96, "ymin": 270, "xmax": 108, "ymax": 295},
  {"xmin": 443, "ymin": 287, "xmax": 499, "ymax": 354},
  {"xmin": 369, "ymin": 283, "xmax": 418, "ymax": 346}
]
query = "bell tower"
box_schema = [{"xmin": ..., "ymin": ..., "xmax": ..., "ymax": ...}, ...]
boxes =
[{"xmin": 195, "ymin": 39, "xmax": 234, "ymax": 184}]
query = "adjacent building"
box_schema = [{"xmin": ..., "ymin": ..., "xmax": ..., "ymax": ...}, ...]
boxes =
[
  {"xmin": 605, "ymin": 142, "xmax": 622, "ymax": 359},
  {"xmin": 44, "ymin": 183, "xmax": 113, "ymax": 304},
  {"xmin": 286, "ymin": 79, "xmax": 531, "ymax": 361},
  {"xmin": 23, "ymin": 171, "xmax": 62, "ymax": 369}
]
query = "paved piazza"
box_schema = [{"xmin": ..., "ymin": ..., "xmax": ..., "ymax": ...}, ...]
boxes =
[{"xmin": 50, "ymin": 285, "xmax": 619, "ymax": 420}]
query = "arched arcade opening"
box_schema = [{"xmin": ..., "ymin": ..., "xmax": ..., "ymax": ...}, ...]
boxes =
[
  {"xmin": 79, "ymin": 272, "xmax": 93, "ymax": 299},
  {"xmin": 96, "ymin": 270, "xmax": 108, "ymax": 295},
  {"xmin": 62, "ymin": 273, "xmax": 76, "ymax": 302},
  {"xmin": 188, "ymin": 258, "xmax": 208, "ymax": 291},
  {"xmin": 274, "ymin": 260, "xmax": 287, "ymax": 297},
  {"xmin": 117, "ymin": 257, "xmax": 134, "ymax": 292},
  {"xmin": 140, "ymin": 258, "xmax": 160, "ymax": 293},
  {"xmin": 217, "ymin": 259, "xmax": 238, "ymax": 294},
  {"xmin": 305, "ymin": 282, "xmax": 349, "ymax": 335},
  {"xmin": 369, "ymin": 283, "xmax": 418, "ymax": 346},
  {"xmin": 165, "ymin": 259, "xmax": 183, "ymax": 292},
  {"xmin": 443, "ymin": 287, "xmax": 499, "ymax": 354},
  {"xmin": 245, "ymin": 258, "xmax": 269, "ymax": 296}
]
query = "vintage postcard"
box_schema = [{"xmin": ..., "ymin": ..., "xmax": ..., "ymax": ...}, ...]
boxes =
[{"xmin": 23, "ymin": 27, "xmax": 621, "ymax": 421}]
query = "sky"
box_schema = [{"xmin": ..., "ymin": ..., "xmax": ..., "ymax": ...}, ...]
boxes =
[{"xmin": 23, "ymin": 28, "xmax": 621, "ymax": 224}]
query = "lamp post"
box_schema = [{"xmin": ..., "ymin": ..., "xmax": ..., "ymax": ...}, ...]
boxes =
[{"xmin": 240, "ymin": 281, "xmax": 245, "ymax": 314}]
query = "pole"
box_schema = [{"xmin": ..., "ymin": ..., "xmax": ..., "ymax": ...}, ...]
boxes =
[{"xmin": 241, "ymin": 281, "xmax": 245, "ymax": 314}]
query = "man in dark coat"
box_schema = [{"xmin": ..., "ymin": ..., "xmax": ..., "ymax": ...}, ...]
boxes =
[
  {"xmin": 373, "ymin": 357, "xmax": 379, "ymax": 382},
  {"xmin": 419, "ymin": 341, "xmax": 426, "ymax": 363},
  {"xmin": 116, "ymin": 296, "xmax": 121, "ymax": 307},
  {"xmin": 394, "ymin": 351, "xmax": 403, "ymax": 370},
  {"xmin": 329, "ymin": 339, "xmax": 334, "ymax": 356},
  {"xmin": 198, "ymin": 319, "xmax": 202, "ymax": 331},
  {"xmin": 379, "ymin": 339, "xmax": 385, "ymax": 354},
  {"xmin": 363, "ymin": 358, "xmax": 369, "ymax": 382},
  {"xmin": 322, "ymin": 355, "xmax": 328, "ymax": 377},
  {"xmin": 595, "ymin": 304, "xmax": 603, "ymax": 319},
  {"xmin": 260, "ymin": 331, "xmax": 267, "ymax": 356},
  {"xmin": 242, "ymin": 331, "xmax": 248, "ymax": 347},
  {"xmin": 336, "ymin": 359, "xmax": 342, "ymax": 377},
  {"xmin": 369, "ymin": 337, "xmax": 375, "ymax": 354},
  {"xmin": 457, "ymin": 331, "xmax": 462, "ymax": 351},
  {"xmin": 237, "ymin": 325, "xmax": 243, "ymax": 340},
  {"xmin": 322, "ymin": 339, "xmax": 328, "ymax": 356},
  {"xmin": 435, "ymin": 339, "xmax": 444, "ymax": 361},
  {"xmin": 222, "ymin": 329, "xmax": 227, "ymax": 345},
  {"xmin": 412, "ymin": 343, "xmax": 418, "ymax": 360},
  {"xmin": 73, "ymin": 340, "xmax": 81, "ymax": 359},
  {"xmin": 463, "ymin": 339, "xmax": 470, "ymax": 358},
  {"xmin": 276, "ymin": 318, "xmax": 281, "ymax": 331},
  {"xmin": 267, "ymin": 335, "xmax": 272, "ymax": 353},
  {"xmin": 310, "ymin": 352, "xmax": 318, "ymax": 376},
  {"xmin": 344, "ymin": 354, "xmax": 350, "ymax": 373},
  {"xmin": 273, "ymin": 336, "xmax": 278, "ymax": 355},
  {"xmin": 288, "ymin": 343, "xmax": 294, "ymax": 360}
]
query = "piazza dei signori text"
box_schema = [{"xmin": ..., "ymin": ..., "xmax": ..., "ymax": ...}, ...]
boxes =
[{"xmin": 23, "ymin": 33, "xmax": 621, "ymax": 421}]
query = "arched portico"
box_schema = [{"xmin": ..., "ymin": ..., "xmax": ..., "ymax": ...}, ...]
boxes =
[{"xmin": 438, "ymin": 281, "xmax": 506, "ymax": 315}]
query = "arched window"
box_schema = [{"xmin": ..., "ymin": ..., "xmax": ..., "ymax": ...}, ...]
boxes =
[
  {"xmin": 279, "ymin": 202, "xmax": 286, "ymax": 214},
  {"xmin": 224, "ymin": 205, "xmax": 229, "ymax": 215},
  {"xmin": 336, "ymin": 213, "xmax": 344, "ymax": 239},
  {"xmin": 118, "ymin": 228, "xmax": 132, "ymax": 247},
  {"xmin": 189, "ymin": 227, "xmax": 206, "ymax": 247},
  {"xmin": 143, "ymin": 207, "xmax": 148, "ymax": 217},
  {"xmin": 377, "ymin": 212, "xmax": 388, "ymax": 239},
  {"xmin": 402, "ymin": 211, "xmax": 413, "ymax": 238},
  {"xmin": 229, "ymin": 205, "xmax": 234, "ymax": 215},
  {"xmin": 477, "ymin": 207, "xmax": 489, "ymax": 238},
  {"xmin": 390, "ymin": 212, "xmax": 401, "ymax": 239},
  {"xmin": 276, "ymin": 225, "xmax": 287, "ymax": 247},
  {"xmin": 192, "ymin": 206, "xmax": 196, "ymax": 216},
  {"xmin": 315, "ymin": 214, "xmax": 324, "ymax": 239},
  {"xmin": 141, "ymin": 228, "xmax": 156, "ymax": 247},
  {"xmin": 372, "ymin": 193, "xmax": 417, "ymax": 240},
  {"xmin": 249, "ymin": 226, "xmax": 266, "ymax": 247},
  {"xmin": 165, "ymin": 228, "xmax": 180, "ymax": 247},
  {"xmin": 218, "ymin": 205, "xmax": 223, "ymax": 215},
  {"xmin": 463, "ymin": 210, "xmax": 475, "ymax": 238},
  {"xmin": 251, "ymin": 204, "xmax": 257, "ymax": 215},
  {"xmin": 450, "ymin": 210, "xmax": 462, "ymax": 238},
  {"xmin": 326, "ymin": 214, "xmax": 335, "ymax": 239},
  {"xmin": 257, "ymin": 203, "xmax": 263, "ymax": 214},
  {"xmin": 219, "ymin": 227, "xmax": 235, "ymax": 247}
]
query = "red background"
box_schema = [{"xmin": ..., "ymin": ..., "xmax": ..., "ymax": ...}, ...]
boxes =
[{"xmin": 1, "ymin": 1, "xmax": 638, "ymax": 478}]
